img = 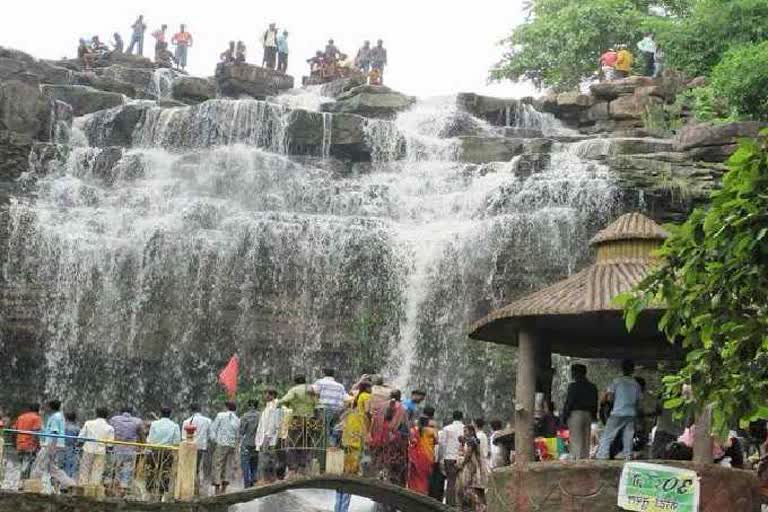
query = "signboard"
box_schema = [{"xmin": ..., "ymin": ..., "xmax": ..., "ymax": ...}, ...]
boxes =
[{"xmin": 618, "ymin": 462, "xmax": 700, "ymax": 512}]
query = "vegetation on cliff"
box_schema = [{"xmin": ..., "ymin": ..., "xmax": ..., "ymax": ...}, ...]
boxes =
[{"xmin": 621, "ymin": 131, "xmax": 768, "ymax": 430}]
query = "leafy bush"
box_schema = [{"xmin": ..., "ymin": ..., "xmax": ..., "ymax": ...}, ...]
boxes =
[{"xmin": 709, "ymin": 41, "xmax": 768, "ymax": 121}]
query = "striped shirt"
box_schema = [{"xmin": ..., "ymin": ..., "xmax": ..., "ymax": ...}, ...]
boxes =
[{"xmin": 314, "ymin": 377, "xmax": 347, "ymax": 411}]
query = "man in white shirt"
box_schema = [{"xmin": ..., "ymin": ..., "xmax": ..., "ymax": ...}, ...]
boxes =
[
  {"xmin": 314, "ymin": 368, "xmax": 348, "ymax": 447},
  {"xmin": 78, "ymin": 407, "xmax": 115, "ymax": 486},
  {"xmin": 439, "ymin": 411, "xmax": 465, "ymax": 506},
  {"xmin": 210, "ymin": 401, "xmax": 240, "ymax": 495},
  {"xmin": 255, "ymin": 389, "xmax": 283, "ymax": 483},
  {"xmin": 182, "ymin": 404, "xmax": 212, "ymax": 488},
  {"xmin": 474, "ymin": 418, "xmax": 490, "ymax": 469}
]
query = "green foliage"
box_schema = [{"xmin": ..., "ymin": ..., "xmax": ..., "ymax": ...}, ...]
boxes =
[
  {"xmin": 492, "ymin": 0, "xmax": 647, "ymax": 91},
  {"xmin": 622, "ymin": 131, "xmax": 768, "ymax": 431},
  {"xmin": 709, "ymin": 42, "xmax": 768, "ymax": 121},
  {"xmin": 658, "ymin": 0, "xmax": 768, "ymax": 78}
]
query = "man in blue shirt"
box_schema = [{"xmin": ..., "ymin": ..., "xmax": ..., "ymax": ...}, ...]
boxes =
[
  {"xmin": 403, "ymin": 390, "xmax": 427, "ymax": 422},
  {"xmin": 146, "ymin": 406, "xmax": 180, "ymax": 496},
  {"xmin": 596, "ymin": 360, "xmax": 642, "ymax": 460},
  {"xmin": 277, "ymin": 30, "xmax": 289, "ymax": 73},
  {"xmin": 31, "ymin": 399, "xmax": 76, "ymax": 489}
]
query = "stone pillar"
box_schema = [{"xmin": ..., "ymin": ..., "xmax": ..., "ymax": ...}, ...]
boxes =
[
  {"xmin": 693, "ymin": 403, "xmax": 714, "ymax": 464},
  {"xmin": 174, "ymin": 427, "xmax": 199, "ymax": 500},
  {"xmin": 515, "ymin": 328, "xmax": 538, "ymax": 464},
  {"xmin": 534, "ymin": 339, "xmax": 553, "ymax": 404}
]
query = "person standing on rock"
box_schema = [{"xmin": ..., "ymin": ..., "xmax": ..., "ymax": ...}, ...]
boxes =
[
  {"xmin": 370, "ymin": 39, "xmax": 388, "ymax": 82},
  {"xmin": 615, "ymin": 44, "xmax": 634, "ymax": 79},
  {"xmin": 654, "ymin": 44, "xmax": 665, "ymax": 78},
  {"xmin": 127, "ymin": 15, "xmax": 147, "ymax": 56},
  {"xmin": 598, "ymin": 47, "xmax": 617, "ymax": 81},
  {"xmin": 172, "ymin": 24, "xmax": 193, "ymax": 71},
  {"xmin": 637, "ymin": 32, "xmax": 657, "ymax": 77},
  {"xmin": 236, "ymin": 41, "xmax": 247, "ymax": 64},
  {"xmin": 152, "ymin": 24, "xmax": 169, "ymax": 61},
  {"xmin": 112, "ymin": 33, "xmax": 124, "ymax": 54},
  {"xmin": 561, "ymin": 364, "xmax": 598, "ymax": 460},
  {"xmin": 355, "ymin": 40, "xmax": 371, "ymax": 73},
  {"xmin": 262, "ymin": 23, "xmax": 279, "ymax": 70},
  {"xmin": 277, "ymin": 30, "xmax": 289, "ymax": 73}
]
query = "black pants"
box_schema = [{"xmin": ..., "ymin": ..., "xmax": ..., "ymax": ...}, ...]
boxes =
[
  {"xmin": 643, "ymin": 51, "xmax": 655, "ymax": 77},
  {"xmin": 264, "ymin": 47, "xmax": 277, "ymax": 69},
  {"xmin": 428, "ymin": 463, "xmax": 446, "ymax": 502},
  {"xmin": 278, "ymin": 52, "xmax": 288, "ymax": 73}
]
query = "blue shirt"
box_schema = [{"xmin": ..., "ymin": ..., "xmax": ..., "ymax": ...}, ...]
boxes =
[
  {"xmin": 147, "ymin": 418, "xmax": 181, "ymax": 446},
  {"xmin": 403, "ymin": 399, "xmax": 419, "ymax": 420},
  {"xmin": 608, "ymin": 376, "xmax": 642, "ymax": 417},
  {"xmin": 277, "ymin": 34, "xmax": 288, "ymax": 54},
  {"xmin": 314, "ymin": 377, "xmax": 347, "ymax": 411},
  {"xmin": 44, "ymin": 411, "xmax": 66, "ymax": 448}
]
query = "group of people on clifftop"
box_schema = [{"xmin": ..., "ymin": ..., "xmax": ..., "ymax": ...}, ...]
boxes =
[
  {"xmin": 307, "ymin": 39, "xmax": 388, "ymax": 85},
  {"xmin": 597, "ymin": 32, "xmax": 665, "ymax": 81}
]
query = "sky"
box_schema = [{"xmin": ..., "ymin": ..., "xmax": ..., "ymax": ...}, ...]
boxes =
[{"xmin": 0, "ymin": 0, "xmax": 535, "ymax": 98}]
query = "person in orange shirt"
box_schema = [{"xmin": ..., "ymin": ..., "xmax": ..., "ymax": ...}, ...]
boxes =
[
  {"xmin": 12, "ymin": 403, "xmax": 43, "ymax": 480},
  {"xmin": 171, "ymin": 24, "xmax": 193, "ymax": 70}
]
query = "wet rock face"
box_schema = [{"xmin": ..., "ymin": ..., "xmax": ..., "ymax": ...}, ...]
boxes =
[
  {"xmin": 456, "ymin": 92, "xmax": 521, "ymax": 126},
  {"xmin": 172, "ymin": 76, "xmax": 216, "ymax": 104},
  {"xmin": 41, "ymin": 84, "xmax": 124, "ymax": 117},
  {"xmin": 675, "ymin": 121, "xmax": 766, "ymax": 161},
  {"xmin": 321, "ymin": 85, "xmax": 415, "ymax": 118},
  {"xmin": 216, "ymin": 62, "xmax": 294, "ymax": 99},
  {"xmin": 0, "ymin": 80, "xmax": 55, "ymax": 141},
  {"xmin": 0, "ymin": 46, "xmax": 71, "ymax": 85}
]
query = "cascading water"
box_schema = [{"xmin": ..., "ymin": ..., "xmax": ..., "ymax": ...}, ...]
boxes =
[
  {"xmin": 147, "ymin": 68, "xmax": 177, "ymax": 101},
  {"xmin": 2, "ymin": 93, "xmax": 621, "ymax": 417}
]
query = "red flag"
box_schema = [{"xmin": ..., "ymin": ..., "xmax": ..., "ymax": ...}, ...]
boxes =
[{"xmin": 218, "ymin": 355, "xmax": 239, "ymax": 399}]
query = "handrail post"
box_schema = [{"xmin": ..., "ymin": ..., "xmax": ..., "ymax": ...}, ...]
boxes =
[{"xmin": 175, "ymin": 424, "xmax": 198, "ymax": 500}]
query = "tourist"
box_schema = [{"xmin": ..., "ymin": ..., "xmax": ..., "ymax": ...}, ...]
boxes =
[
  {"xmin": 113, "ymin": 33, "xmax": 124, "ymax": 54},
  {"xmin": 355, "ymin": 40, "xmax": 371, "ymax": 73},
  {"xmin": 262, "ymin": 23, "xmax": 279, "ymax": 70},
  {"xmin": 456, "ymin": 424, "xmax": 488, "ymax": 512},
  {"xmin": 599, "ymin": 47, "xmax": 617, "ymax": 81},
  {"xmin": 314, "ymin": 368, "xmax": 348, "ymax": 447},
  {"xmin": 408, "ymin": 416, "xmax": 437, "ymax": 495},
  {"xmin": 278, "ymin": 375, "xmax": 318, "ymax": 477},
  {"xmin": 63, "ymin": 411, "xmax": 80, "ymax": 479},
  {"xmin": 77, "ymin": 38, "xmax": 94, "ymax": 70},
  {"xmin": 439, "ymin": 411, "xmax": 465, "ymax": 507},
  {"xmin": 91, "ymin": 35, "xmax": 109, "ymax": 54},
  {"xmin": 335, "ymin": 380, "xmax": 373, "ymax": 512},
  {"xmin": 307, "ymin": 51, "xmax": 325, "ymax": 77},
  {"xmin": 367, "ymin": 375, "xmax": 393, "ymax": 419},
  {"xmin": 562, "ymin": 363, "xmax": 598, "ymax": 460},
  {"xmin": 615, "ymin": 44, "xmax": 634, "ymax": 79},
  {"xmin": 369, "ymin": 390, "xmax": 409, "ymax": 487},
  {"xmin": 127, "ymin": 15, "xmax": 147, "ymax": 56},
  {"xmin": 110, "ymin": 406, "xmax": 144, "ymax": 493},
  {"xmin": 277, "ymin": 30, "xmax": 289, "ymax": 73},
  {"xmin": 78, "ymin": 407, "xmax": 115, "ymax": 486},
  {"xmin": 637, "ymin": 32, "xmax": 656, "ymax": 77},
  {"xmin": 31, "ymin": 400, "xmax": 76, "ymax": 490},
  {"xmin": 236, "ymin": 41, "xmax": 247, "ymax": 64},
  {"xmin": 488, "ymin": 419, "xmax": 507, "ymax": 469},
  {"xmin": 654, "ymin": 44, "xmax": 665, "ymax": 78},
  {"xmin": 146, "ymin": 406, "xmax": 181, "ymax": 496},
  {"xmin": 181, "ymin": 404, "xmax": 212, "ymax": 489},
  {"xmin": 474, "ymin": 418, "xmax": 490, "ymax": 468},
  {"xmin": 324, "ymin": 39, "xmax": 341, "ymax": 64},
  {"xmin": 210, "ymin": 401, "xmax": 241, "ymax": 495},
  {"xmin": 12, "ymin": 403, "xmax": 42, "ymax": 481},
  {"xmin": 403, "ymin": 390, "xmax": 427, "ymax": 422},
  {"xmin": 255, "ymin": 389, "xmax": 283, "ymax": 483},
  {"xmin": 240, "ymin": 399, "xmax": 260, "ymax": 488},
  {"xmin": 220, "ymin": 41, "xmax": 236, "ymax": 64},
  {"xmin": 172, "ymin": 24, "xmax": 193, "ymax": 71},
  {"xmin": 370, "ymin": 40, "xmax": 388, "ymax": 82},
  {"xmin": 596, "ymin": 360, "xmax": 642, "ymax": 460},
  {"xmin": 368, "ymin": 67, "xmax": 383, "ymax": 86},
  {"xmin": 152, "ymin": 24, "xmax": 169, "ymax": 61}
]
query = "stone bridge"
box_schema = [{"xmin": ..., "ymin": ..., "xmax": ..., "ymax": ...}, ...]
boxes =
[{"xmin": 0, "ymin": 475, "xmax": 454, "ymax": 512}]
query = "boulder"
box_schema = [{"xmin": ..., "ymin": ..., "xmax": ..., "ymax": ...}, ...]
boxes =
[
  {"xmin": 47, "ymin": 52, "xmax": 155, "ymax": 73},
  {"xmin": 80, "ymin": 102, "xmax": 152, "ymax": 147},
  {"xmin": 456, "ymin": 92, "xmax": 521, "ymax": 126},
  {"xmin": 0, "ymin": 80, "xmax": 54, "ymax": 141},
  {"xmin": 675, "ymin": 121, "xmax": 765, "ymax": 151},
  {"xmin": 319, "ymin": 75, "xmax": 368, "ymax": 98},
  {"xmin": 574, "ymin": 137, "xmax": 675, "ymax": 160},
  {"xmin": 217, "ymin": 63, "xmax": 294, "ymax": 99},
  {"xmin": 41, "ymin": 85, "xmax": 124, "ymax": 117},
  {"xmin": 457, "ymin": 136, "xmax": 550, "ymax": 164},
  {"xmin": 94, "ymin": 65, "xmax": 156, "ymax": 96},
  {"xmin": 331, "ymin": 113, "xmax": 369, "ymax": 160},
  {"xmin": 532, "ymin": 92, "xmax": 558, "ymax": 115},
  {"xmin": 321, "ymin": 85, "xmax": 415, "ymax": 118},
  {"xmin": 0, "ymin": 47, "xmax": 72, "ymax": 85},
  {"xmin": 686, "ymin": 144, "xmax": 740, "ymax": 163},
  {"xmin": 609, "ymin": 94, "xmax": 662, "ymax": 120},
  {"xmin": 555, "ymin": 91, "xmax": 594, "ymax": 111},
  {"xmin": 284, "ymin": 110, "xmax": 369, "ymax": 160},
  {"xmin": 73, "ymin": 71, "xmax": 138, "ymax": 97},
  {"xmin": 172, "ymin": 76, "xmax": 216, "ymax": 104},
  {"xmin": 0, "ymin": 130, "xmax": 33, "ymax": 184},
  {"xmin": 582, "ymin": 101, "xmax": 610, "ymax": 123},
  {"xmin": 502, "ymin": 127, "xmax": 544, "ymax": 138},
  {"xmin": 590, "ymin": 76, "xmax": 656, "ymax": 100}
]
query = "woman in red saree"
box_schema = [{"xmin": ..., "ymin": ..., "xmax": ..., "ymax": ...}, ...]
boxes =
[
  {"xmin": 368, "ymin": 389, "xmax": 409, "ymax": 485},
  {"xmin": 408, "ymin": 416, "xmax": 436, "ymax": 494}
]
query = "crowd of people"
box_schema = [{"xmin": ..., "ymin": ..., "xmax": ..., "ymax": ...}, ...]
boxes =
[
  {"xmin": 597, "ymin": 32, "xmax": 665, "ymax": 81},
  {"xmin": 307, "ymin": 39, "xmax": 388, "ymax": 85}
]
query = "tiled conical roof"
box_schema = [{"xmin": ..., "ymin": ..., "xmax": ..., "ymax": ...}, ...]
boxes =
[{"xmin": 590, "ymin": 212, "xmax": 668, "ymax": 246}]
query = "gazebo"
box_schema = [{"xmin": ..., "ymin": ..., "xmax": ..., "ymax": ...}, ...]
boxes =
[{"xmin": 469, "ymin": 212, "xmax": 684, "ymax": 462}]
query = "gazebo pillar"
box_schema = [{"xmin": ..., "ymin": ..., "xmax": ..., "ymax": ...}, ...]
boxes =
[
  {"xmin": 515, "ymin": 327, "xmax": 537, "ymax": 464},
  {"xmin": 534, "ymin": 339, "xmax": 553, "ymax": 403}
]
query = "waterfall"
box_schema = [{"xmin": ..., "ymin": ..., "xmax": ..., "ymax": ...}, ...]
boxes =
[
  {"xmin": 147, "ymin": 68, "xmax": 176, "ymax": 101},
  {"xmin": 272, "ymin": 85, "xmax": 333, "ymax": 112},
  {"xmin": 321, "ymin": 113, "xmax": 333, "ymax": 159},
  {"xmin": 512, "ymin": 102, "xmax": 570, "ymax": 136},
  {"xmin": 2, "ymin": 94, "xmax": 621, "ymax": 416}
]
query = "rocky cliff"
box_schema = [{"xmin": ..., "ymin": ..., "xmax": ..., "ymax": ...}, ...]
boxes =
[{"xmin": 0, "ymin": 47, "xmax": 748, "ymax": 417}]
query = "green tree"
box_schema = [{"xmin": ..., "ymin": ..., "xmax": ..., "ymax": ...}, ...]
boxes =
[
  {"xmin": 621, "ymin": 131, "xmax": 768, "ymax": 431},
  {"xmin": 492, "ymin": 0, "xmax": 648, "ymax": 91},
  {"xmin": 709, "ymin": 41, "xmax": 768, "ymax": 121}
]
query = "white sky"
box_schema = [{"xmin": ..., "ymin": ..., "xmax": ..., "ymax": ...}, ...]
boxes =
[{"xmin": 0, "ymin": 0, "xmax": 534, "ymax": 98}]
